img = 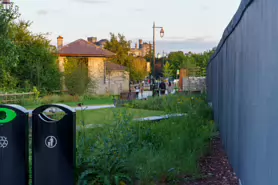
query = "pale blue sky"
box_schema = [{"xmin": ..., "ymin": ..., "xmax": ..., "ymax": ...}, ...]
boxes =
[{"xmin": 15, "ymin": 0, "xmax": 241, "ymax": 53}]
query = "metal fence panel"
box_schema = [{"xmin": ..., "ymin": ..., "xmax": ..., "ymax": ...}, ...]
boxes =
[{"xmin": 207, "ymin": 0, "xmax": 278, "ymax": 184}]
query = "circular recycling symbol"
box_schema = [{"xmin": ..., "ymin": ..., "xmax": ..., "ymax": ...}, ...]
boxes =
[{"xmin": 0, "ymin": 136, "xmax": 8, "ymax": 148}]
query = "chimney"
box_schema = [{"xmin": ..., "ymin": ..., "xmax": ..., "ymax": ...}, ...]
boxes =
[
  {"xmin": 57, "ymin": 36, "xmax": 63, "ymax": 49},
  {"xmin": 135, "ymin": 43, "xmax": 138, "ymax": 49},
  {"xmin": 87, "ymin": 37, "xmax": 97, "ymax": 43}
]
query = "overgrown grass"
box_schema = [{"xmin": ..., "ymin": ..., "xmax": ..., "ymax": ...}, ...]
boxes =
[{"xmin": 76, "ymin": 94, "xmax": 215, "ymax": 184}]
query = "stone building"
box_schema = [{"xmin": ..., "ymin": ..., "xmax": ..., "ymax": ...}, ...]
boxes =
[
  {"xmin": 57, "ymin": 36, "xmax": 129, "ymax": 95},
  {"xmin": 129, "ymin": 39, "xmax": 152, "ymax": 57}
]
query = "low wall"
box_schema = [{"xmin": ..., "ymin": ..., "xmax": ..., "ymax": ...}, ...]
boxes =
[{"xmin": 182, "ymin": 77, "xmax": 206, "ymax": 92}]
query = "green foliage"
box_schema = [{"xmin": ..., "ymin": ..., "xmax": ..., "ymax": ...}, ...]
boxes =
[
  {"xmin": 105, "ymin": 33, "xmax": 148, "ymax": 82},
  {"xmin": 167, "ymin": 50, "xmax": 215, "ymax": 78},
  {"xmin": 129, "ymin": 57, "xmax": 148, "ymax": 82},
  {"xmin": 191, "ymin": 49, "xmax": 215, "ymax": 76},
  {"xmin": 104, "ymin": 33, "xmax": 132, "ymax": 67},
  {"xmin": 64, "ymin": 57, "xmax": 92, "ymax": 96},
  {"xmin": 32, "ymin": 86, "xmax": 40, "ymax": 101},
  {"xmin": 0, "ymin": 4, "xmax": 61, "ymax": 92},
  {"xmin": 76, "ymin": 94, "xmax": 215, "ymax": 184},
  {"xmin": 162, "ymin": 61, "xmax": 173, "ymax": 78}
]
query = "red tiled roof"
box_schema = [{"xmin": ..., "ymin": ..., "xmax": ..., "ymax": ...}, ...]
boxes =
[
  {"xmin": 58, "ymin": 39, "xmax": 115, "ymax": 57},
  {"xmin": 105, "ymin": 62, "xmax": 127, "ymax": 71}
]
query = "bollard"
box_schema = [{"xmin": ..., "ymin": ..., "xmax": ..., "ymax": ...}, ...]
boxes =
[
  {"xmin": 32, "ymin": 104, "xmax": 76, "ymax": 185},
  {"xmin": 0, "ymin": 104, "xmax": 29, "ymax": 185}
]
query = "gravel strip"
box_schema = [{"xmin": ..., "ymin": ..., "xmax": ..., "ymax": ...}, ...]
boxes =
[{"xmin": 182, "ymin": 136, "xmax": 239, "ymax": 185}]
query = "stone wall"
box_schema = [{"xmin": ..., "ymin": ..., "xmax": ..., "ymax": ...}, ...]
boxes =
[
  {"xmin": 106, "ymin": 71, "xmax": 129, "ymax": 95},
  {"xmin": 182, "ymin": 77, "xmax": 206, "ymax": 92},
  {"xmin": 88, "ymin": 57, "xmax": 106, "ymax": 94}
]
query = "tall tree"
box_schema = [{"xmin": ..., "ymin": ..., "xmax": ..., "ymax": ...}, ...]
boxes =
[
  {"xmin": 163, "ymin": 61, "xmax": 173, "ymax": 79},
  {"xmin": 105, "ymin": 33, "xmax": 148, "ymax": 82},
  {"xmin": 0, "ymin": 4, "xmax": 61, "ymax": 92},
  {"xmin": 0, "ymin": 4, "xmax": 20, "ymax": 89},
  {"xmin": 130, "ymin": 57, "xmax": 148, "ymax": 82},
  {"xmin": 104, "ymin": 33, "xmax": 133, "ymax": 66}
]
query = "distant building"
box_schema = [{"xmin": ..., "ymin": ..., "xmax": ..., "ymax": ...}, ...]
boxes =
[
  {"xmin": 87, "ymin": 37, "xmax": 108, "ymax": 48},
  {"xmin": 129, "ymin": 39, "xmax": 152, "ymax": 57},
  {"xmin": 56, "ymin": 36, "xmax": 129, "ymax": 95}
]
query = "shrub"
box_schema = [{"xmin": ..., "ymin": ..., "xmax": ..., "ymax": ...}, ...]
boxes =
[{"xmin": 64, "ymin": 57, "xmax": 92, "ymax": 96}]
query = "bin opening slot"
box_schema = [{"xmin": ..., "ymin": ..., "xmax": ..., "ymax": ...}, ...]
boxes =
[{"xmin": 40, "ymin": 107, "xmax": 67, "ymax": 122}]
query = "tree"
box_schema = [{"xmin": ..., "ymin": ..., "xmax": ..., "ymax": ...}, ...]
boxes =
[
  {"xmin": 0, "ymin": 4, "xmax": 61, "ymax": 92},
  {"xmin": 64, "ymin": 57, "xmax": 91, "ymax": 95},
  {"xmin": 163, "ymin": 62, "xmax": 173, "ymax": 79},
  {"xmin": 166, "ymin": 49, "xmax": 215, "ymax": 78},
  {"xmin": 191, "ymin": 49, "xmax": 215, "ymax": 76},
  {"xmin": 104, "ymin": 33, "xmax": 133, "ymax": 66},
  {"xmin": 12, "ymin": 20, "xmax": 61, "ymax": 91},
  {"xmin": 0, "ymin": 4, "xmax": 20, "ymax": 90},
  {"xmin": 130, "ymin": 57, "xmax": 148, "ymax": 82},
  {"xmin": 105, "ymin": 33, "xmax": 148, "ymax": 82},
  {"xmin": 167, "ymin": 51, "xmax": 188, "ymax": 78}
]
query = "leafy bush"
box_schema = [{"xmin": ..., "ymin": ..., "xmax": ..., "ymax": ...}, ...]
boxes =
[
  {"xmin": 64, "ymin": 57, "xmax": 93, "ymax": 96},
  {"xmin": 76, "ymin": 94, "xmax": 215, "ymax": 184}
]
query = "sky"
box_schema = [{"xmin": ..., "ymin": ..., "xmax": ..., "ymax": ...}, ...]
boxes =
[{"xmin": 14, "ymin": 0, "xmax": 241, "ymax": 54}]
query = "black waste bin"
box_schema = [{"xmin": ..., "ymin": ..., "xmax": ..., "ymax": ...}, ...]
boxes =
[
  {"xmin": 32, "ymin": 104, "xmax": 76, "ymax": 185},
  {"xmin": 0, "ymin": 104, "xmax": 29, "ymax": 185}
]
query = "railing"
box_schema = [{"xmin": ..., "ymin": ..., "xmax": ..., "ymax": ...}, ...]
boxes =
[{"xmin": 0, "ymin": 92, "xmax": 35, "ymax": 103}]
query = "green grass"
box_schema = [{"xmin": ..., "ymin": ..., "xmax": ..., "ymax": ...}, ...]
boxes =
[{"xmin": 76, "ymin": 108, "xmax": 165, "ymax": 125}]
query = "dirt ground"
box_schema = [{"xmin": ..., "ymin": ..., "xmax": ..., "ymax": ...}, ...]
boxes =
[{"xmin": 181, "ymin": 136, "xmax": 239, "ymax": 185}]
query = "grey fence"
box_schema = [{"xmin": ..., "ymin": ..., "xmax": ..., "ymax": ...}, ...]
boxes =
[{"xmin": 207, "ymin": 0, "xmax": 278, "ymax": 185}]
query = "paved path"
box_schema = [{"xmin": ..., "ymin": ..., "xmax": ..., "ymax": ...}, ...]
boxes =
[{"xmin": 137, "ymin": 90, "xmax": 176, "ymax": 100}]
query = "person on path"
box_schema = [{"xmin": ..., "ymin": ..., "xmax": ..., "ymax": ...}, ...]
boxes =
[
  {"xmin": 135, "ymin": 85, "xmax": 140, "ymax": 99},
  {"xmin": 167, "ymin": 81, "xmax": 172, "ymax": 95},
  {"xmin": 159, "ymin": 81, "xmax": 166, "ymax": 95},
  {"xmin": 140, "ymin": 82, "xmax": 144, "ymax": 98}
]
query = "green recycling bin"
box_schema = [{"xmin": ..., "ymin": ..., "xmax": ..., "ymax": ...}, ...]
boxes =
[{"xmin": 0, "ymin": 104, "xmax": 29, "ymax": 185}]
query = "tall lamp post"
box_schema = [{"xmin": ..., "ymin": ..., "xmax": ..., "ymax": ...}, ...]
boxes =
[{"xmin": 152, "ymin": 22, "xmax": 164, "ymax": 81}]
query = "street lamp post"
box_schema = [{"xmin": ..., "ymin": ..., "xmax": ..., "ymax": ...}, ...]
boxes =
[
  {"xmin": 151, "ymin": 22, "xmax": 164, "ymax": 97},
  {"xmin": 152, "ymin": 22, "xmax": 164, "ymax": 79}
]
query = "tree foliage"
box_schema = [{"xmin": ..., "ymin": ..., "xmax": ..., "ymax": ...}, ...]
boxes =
[
  {"xmin": 64, "ymin": 57, "xmax": 91, "ymax": 95},
  {"xmin": 130, "ymin": 57, "xmax": 148, "ymax": 82},
  {"xmin": 163, "ymin": 61, "xmax": 173, "ymax": 79},
  {"xmin": 167, "ymin": 50, "xmax": 215, "ymax": 78},
  {"xmin": 105, "ymin": 33, "xmax": 148, "ymax": 82},
  {"xmin": 0, "ymin": 4, "xmax": 61, "ymax": 92},
  {"xmin": 104, "ymin": 33, "xmax": 132, "ymax": 66}
]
